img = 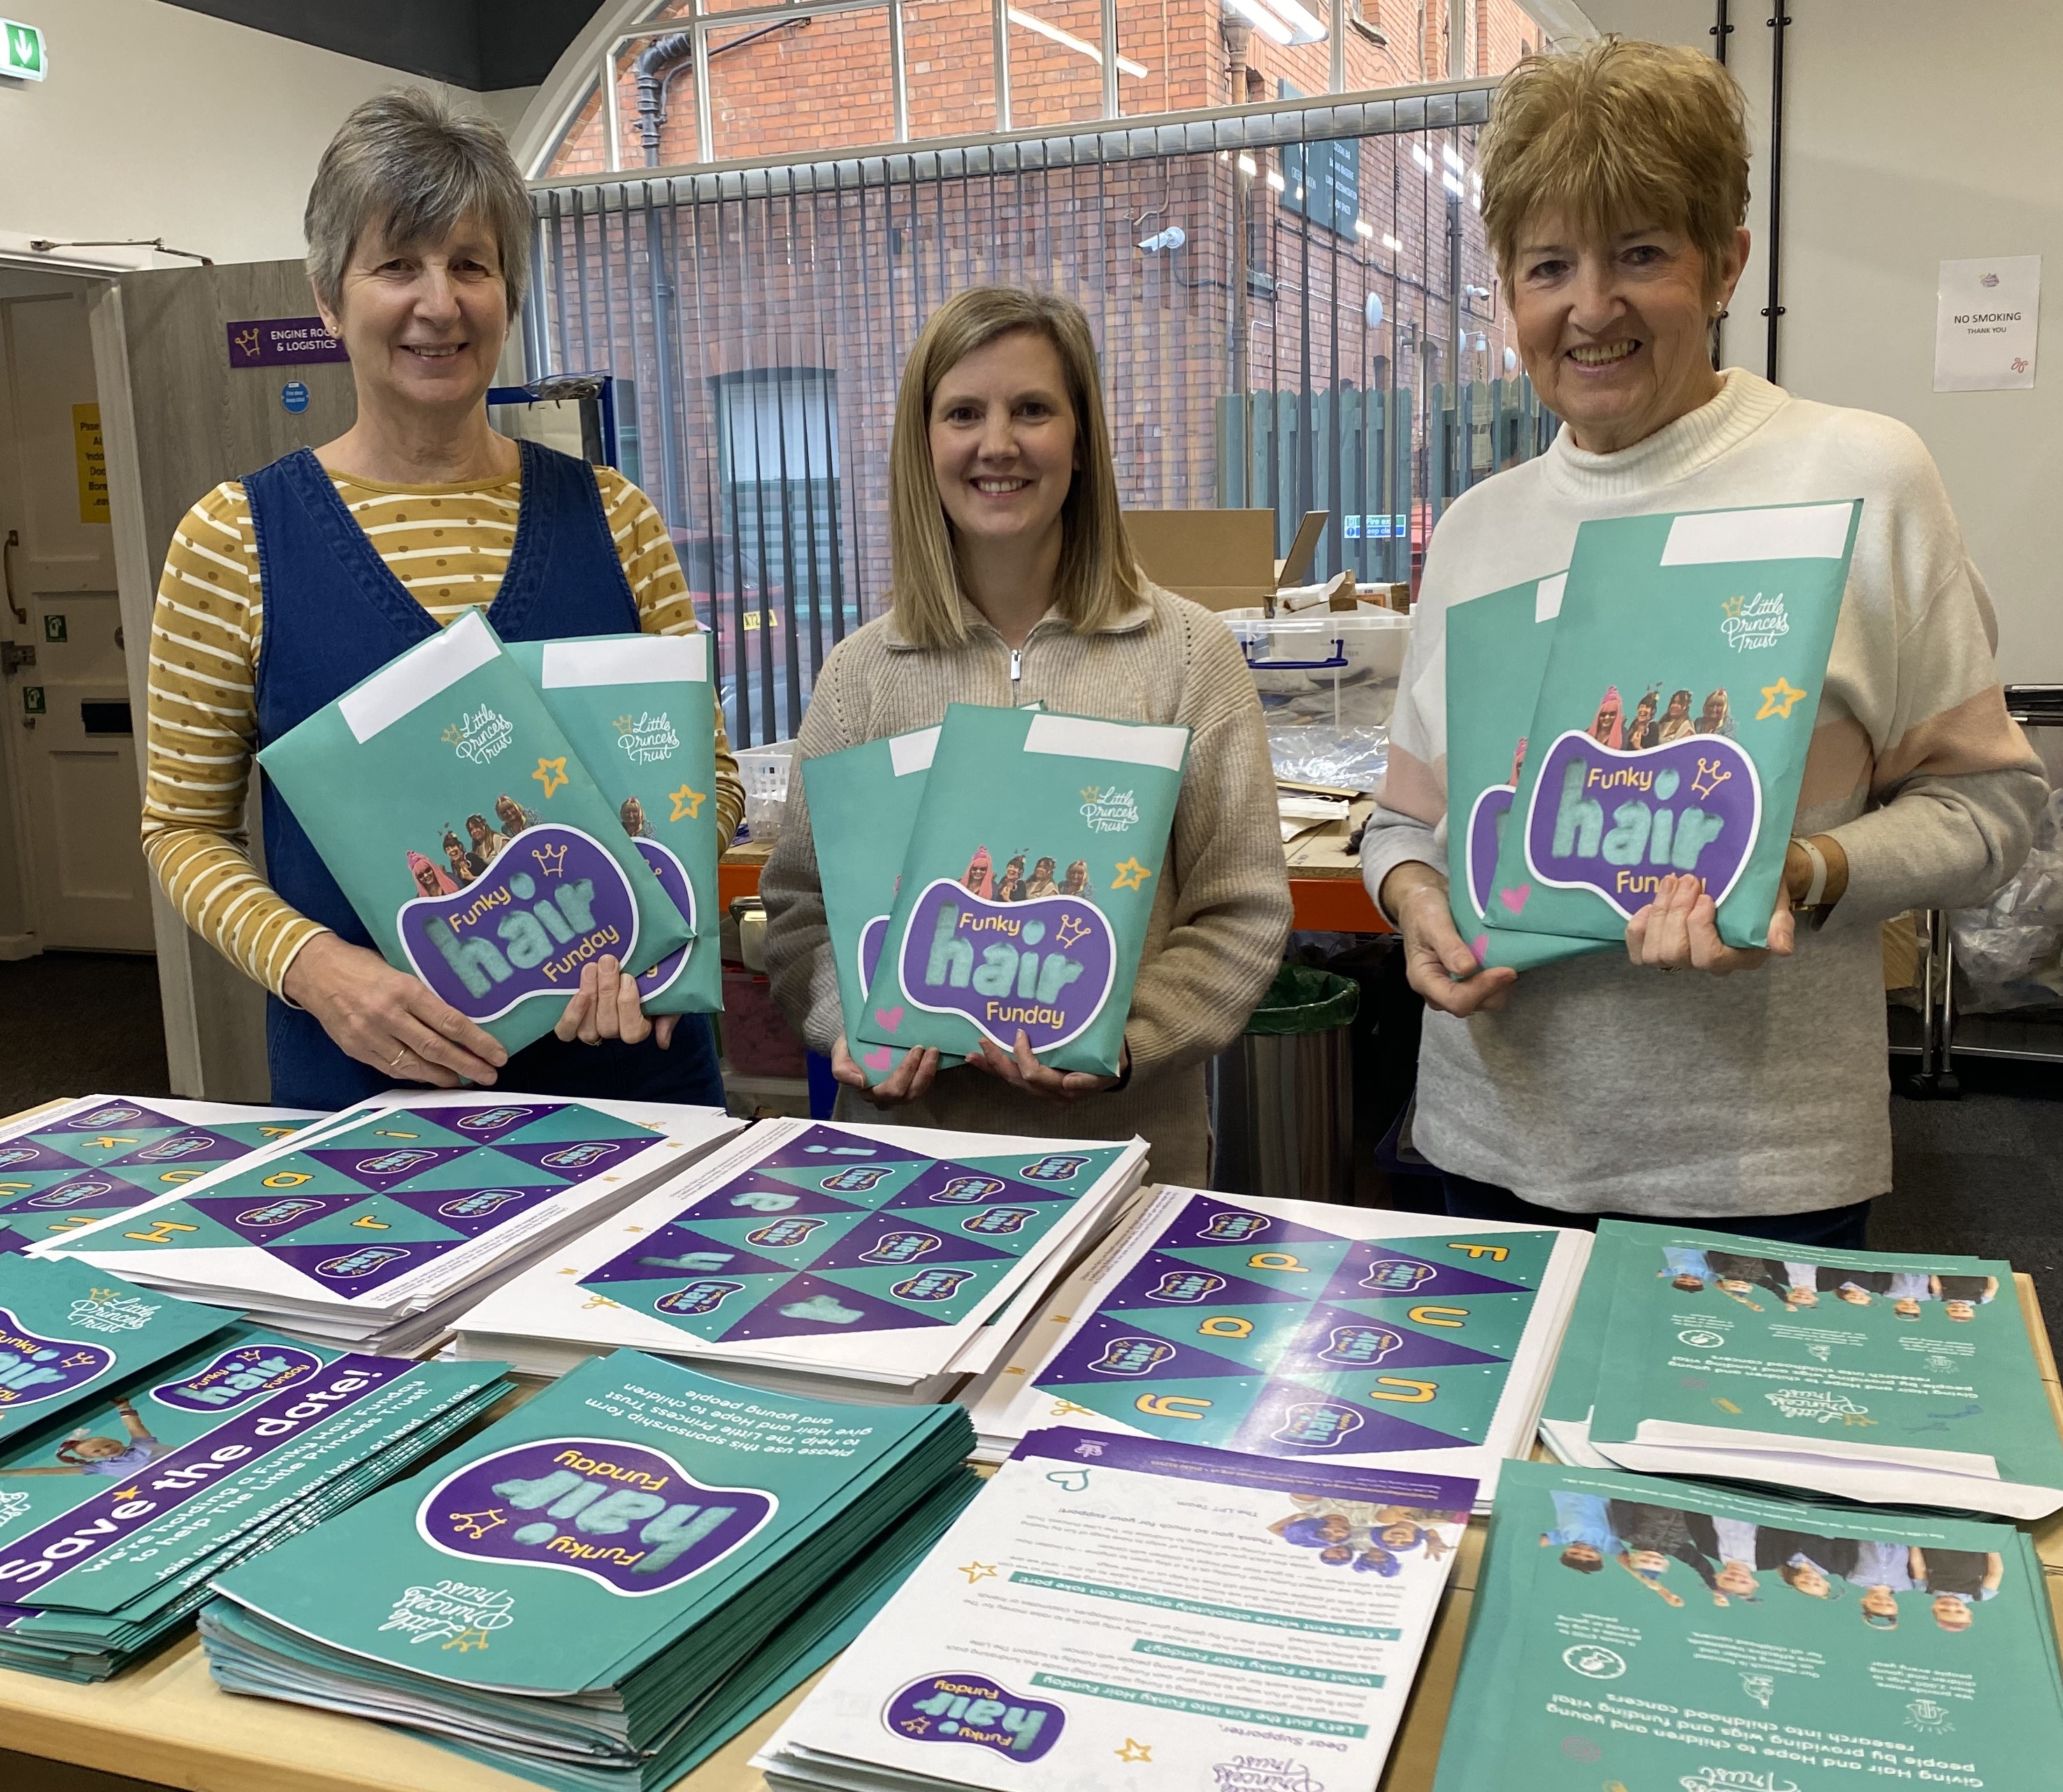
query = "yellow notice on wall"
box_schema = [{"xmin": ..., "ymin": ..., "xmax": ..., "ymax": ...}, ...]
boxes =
[{"xmin": 73, "ymin": 403, "xmax": 109, "ymax": 524}]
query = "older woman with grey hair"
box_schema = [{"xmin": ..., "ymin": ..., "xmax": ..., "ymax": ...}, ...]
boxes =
[
  {"xmin": 1363, "ymin": 39, "xmax": 2043, "ymax": 1246},
  {"xmin": 141, "ymin": 89, "xmax": 742, "ymax": 1109}
]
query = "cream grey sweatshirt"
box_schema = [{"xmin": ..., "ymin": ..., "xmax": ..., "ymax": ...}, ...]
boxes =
[{"xmin": 1363, "ymin": 370, "xmax": 2046, "ymax": 1217}]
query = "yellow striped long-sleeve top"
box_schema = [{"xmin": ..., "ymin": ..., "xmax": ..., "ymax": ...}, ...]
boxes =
[{"xmin": 143, "ymin": 461, "xmax": 745, "ymax": 996}]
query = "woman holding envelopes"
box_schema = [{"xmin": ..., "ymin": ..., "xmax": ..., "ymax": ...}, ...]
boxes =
[
  {"xmin": 140, "ymin": 92, "xmax": 743, "ymax": 1108},
  {"xmin": 761, "ymin": 286, "xmax": 1291, "ymax": 1183},
  {"xmin": 1363, "ymin": 41, "xmax": 2043, "ymax": 1240}
]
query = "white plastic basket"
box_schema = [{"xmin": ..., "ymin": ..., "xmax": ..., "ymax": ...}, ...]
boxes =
[
  {"xmin": 1225, "ymin": 612, "xmax": 1412, "ymax": 726},
  {"xmin": 737, "ymin": 738, "xmax": 796, "ymax": 843}
]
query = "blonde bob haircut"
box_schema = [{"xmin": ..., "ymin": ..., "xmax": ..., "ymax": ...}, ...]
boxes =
[
  {"xmin": 889, "ymin": 285, "xmax": 1144, "ymax": 650},
  {"xmin": 1479, "ymin": 36, "xmax": 1750, "ymax": 294}
]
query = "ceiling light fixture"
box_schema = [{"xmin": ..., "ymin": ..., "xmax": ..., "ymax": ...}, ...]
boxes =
[
  {"xmin": 1007, "ymin": 7, "xmax": 1149, "ymax": 77},
  {"xmin": 1222, "ymin": 0, "xmax": 1327, "ymax": 49}
]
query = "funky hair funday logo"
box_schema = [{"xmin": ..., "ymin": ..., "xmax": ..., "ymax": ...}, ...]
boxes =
[
  {"xmin": 150, "ymin": 1344, "xmax": 322, "ymax": 1412},
  {"xmin": 442, "ymin": 705, "xmax": 515, "ymax": 766},
  {"xmin": 418, "ymin": 1437, "xmax": 775, "ymax": 1596},
  {"xmin": 884, "ymin": 1672, "xmax": 1063, "ymax": 1761},
  {"xmin": 1519, "ymin": 731, "xmax": 1763, "ymax": 920},
  {"xmin": 398, "ymin": 824, "xmax": 643, "ymax": 1025},
  {"xmin": 0, "ymin": 1307, "xmax": 116, "ymax": 1412},
  {"xmin": 893, "ymin": 881, "xmax": 1118, "ymax": 1055}
]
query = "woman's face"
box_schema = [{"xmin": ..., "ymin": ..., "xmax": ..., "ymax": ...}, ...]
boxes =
[
  {"xmin": 1790, "ymin": 1565, "xmax": 1831, "ymax": 1599},
  {"xmin": 415, "ymin": 866, "xmax": 439, "ymax": 894},
  {"xmin": 1509, "ymin": 212, "xmax": 1748, "ymax": 454},
  {"xmin": 1666, "ymin": 691, "xmax": 1691, "ymax": 719},
  {"xmin": 1702, "ymin": 691, "xmax": 1727, "ymax": 722},
  {"xmin": 928, "ymin": 329, "xmax": 1079, "ymax": 558},
  {"xmin": 318, "ymin": 212, "xmax": 509, "ymax": 422}
]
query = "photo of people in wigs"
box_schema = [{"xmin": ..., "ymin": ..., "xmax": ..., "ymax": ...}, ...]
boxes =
[
  {"xmin": 1267, "ymin": 1494, "xmax": 1467, "ymax": 1577},
  {"xmin": 1657, "ymin": 1245, "xmax": 2000, "ymax": 1320},
  {"xmin": 1490, "ymin": 683, "xmax": 1737, "ymax": 795},
  {"xmin": 958, "ymin": 848, "xmax": 1092, "ymax": 902},
  {"xmin": 1540, "ymin": 1488, "xmax": 2005, "ymax": 1632},
  {"xmin": 403, "ymin": 793, "xmax": 538, "ymax": 897}
]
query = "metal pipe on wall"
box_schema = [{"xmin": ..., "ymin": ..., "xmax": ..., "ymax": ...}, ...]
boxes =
[{"xmin": 1762, "ymin": 5, "xmax": 1790, "ymax": 383}]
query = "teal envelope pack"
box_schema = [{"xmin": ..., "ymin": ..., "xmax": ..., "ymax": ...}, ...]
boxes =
[
  {"xmin": 257, "ymin": 610, "xmax": 691, "ymax": 1052},
  {"xmin": 507, "ymin": 634, "xmax": 722, "ymax": 1014},
  {"xmin": 856, "ymin": 704, "xmax": 1189, "ymax": 1077},
  {"xmin": 1487, "ymin": 501, "xmax": 1860, "ymax": 948}
]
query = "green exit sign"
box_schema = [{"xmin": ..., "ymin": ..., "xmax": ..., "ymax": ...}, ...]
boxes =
[{"xmin": 1, "ymin": 18, "xmax": 45, "ymax": 81}]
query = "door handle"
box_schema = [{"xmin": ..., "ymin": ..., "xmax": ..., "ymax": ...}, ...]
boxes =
[{"xmin": 2, "ymin": 530, "xmax": 21, "ymax": 626}]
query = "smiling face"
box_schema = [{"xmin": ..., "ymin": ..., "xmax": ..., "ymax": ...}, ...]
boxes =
[
  {"xmin": 1511, "ymin": 214, "xmax": 1747, "ymax": 454},
  {"xmin": 317, "ymin": 211, "xmax": 508, "ymax": 425},
  {"xmin": 928, "ymin": 327, "xmax": 1079, "ymax": 564},
  {"xmin": 1716, "ymin": 1563, "xmax": 1760, "ymax": 1598},
  {"xmin": 71, "ymin": 1435, "xmax": 125, "ymax": 1461}
]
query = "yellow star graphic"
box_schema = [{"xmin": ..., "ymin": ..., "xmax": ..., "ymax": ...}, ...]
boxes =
[
  {"xmin": 1756, "ymin": 677, "xmax": 1809, "ymax": 721},
  {"xmin": 532, "ymin": 756, "xmax": 570, "ymax": 799},
  {"xmin": 956, "ymin": 1560, "xmax": 999, "ymax": 1584},
  {"xmin": 668, "ymin": 783, "xmax": 706, "ymax": 822},
  {"xmin": 111, "ymin": 1486, "xmax": 140, "ymax": 1502},
  {"xmin": 1111, "ymin": 857, "xmax": 1153, "ymax": 891},
  {"xmin": 1115, "ymin": 1740, "xmax": 1153, "ymax": 1763}
]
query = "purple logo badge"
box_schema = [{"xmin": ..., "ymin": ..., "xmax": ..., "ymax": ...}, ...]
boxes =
[
  {"xmin": 1199, "ymin": 1211, "xmax": 1270, "ymax": 1241},
  {"xmin": 24, "ymin": 1178, "xmax": 116, "ymax": 1208},
  {"xmin": 893, "ymin": 1268, "xmax": 975, "ymax": 1302},
  {"xmin": 455, "ymin": 1106, "xmax": 539, "ymax": 1133},
  {"xmin": 1018, "ymin": 1154, "xmax": 1091, "ymax": 1184},
  {"xmin": 236, "ymin": 1198, "xmax": 325, "ymax": 1229},
  {"xmin": 1521, "ymin": 731, "xmax": 1762, "ymax": 919},
  {"xmin": 896, "ymin": 881, "xmax": 1117, "ymax": 1055},
  {"xmin": 1361, "ymin": 1260, "xmax": 1438, "ymax": 1293},
  {"xmin": 131, "ymin": 1134, "xmax": 215, "ymax": 1161},
  {"xmin": 931, "ymin": 1175, "xmax": 1007, "ymax": 1205},
  {"xmin": 1147, "ymin": 1270, "xmax": 1226, "ymax": 1303},
  {"xmin": 1270, "ymin": 1402, "xmax": 1365, "ymax": 1449},
  {"xmin": 821, "ymin": 1166, "xmax": 892, "ymax": 1194},
  {"xmin": 355, "ymin": 1149, "xmax": 438, "ymax": 1175},
  {"xmin": 885, "ymin": 1672, "xmax": 1063, "ymax": 1761},
  {"xmin": 1317, "ymin": 1325, "xmax": 1404, "ymax": 1365},
  {"xmin": 746, "ymin": 1217, "xmax": 825, "ymax": 1248},
  {"xmin": 541, "ymin": 1142, "xmax": 621, "ymax": 1170},
  {"xmin": 315, "ymin": 1247, "xmax": 412, "ymax": 1280},
  {"xmin": 0, "ymin": 1148, "xmax": 42, "ymax": 1168},
  {"xmin": 1086, "ymin": 1336, "xmax": 1175, "ymax": 1376},
  {"xmin": 0, "ymin": 1307, "xmax": 115, "ymax": 1413},
  {"xmin": 859, "ymin": 1231, "xmax": 940, "ymax": 1265},
  {"xmin": 961, "ymin": 1207, "xmax": 1035, "ymax": 1235},
  {"xmin": 68, "ymin": 1105, "xmax": 145, "ymax": 1128},
  {"xmin": 399, "ymin": 825, "xmax": 644, "ymax": 1026},
  {"xmin": 418, "ymin": 1438, "xmax": 774, "ymax": 1596},
  {"xmin": 657, "ymin": 1280, "xmax": 744, "ymax": 1314},
  {"xmin": 632, "ymin": 838, "xmax": 698, "ymax": 1000},
  {"xmin": 438, "ymin": 1189, "xmax": 528, "ymax": 1220},
  {"xmin": 151, "ymin": 1344, "xmax": 322, "ymax": 1412}
]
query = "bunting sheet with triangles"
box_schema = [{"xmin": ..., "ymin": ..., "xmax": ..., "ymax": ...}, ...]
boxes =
[{"xmin": 970, "ymin": 1187, "xmax": 1589, "ymax": 1505}]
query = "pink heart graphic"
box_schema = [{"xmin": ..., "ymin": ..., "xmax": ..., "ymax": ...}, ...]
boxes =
[
  {"xmin": 1470, "ymin": 935, "xmax": 1488, "ymax": 963},
  {"xmin": 873, "ymin": 1005, "xmax": 905, "ymax": 1032},
  {"xmin": 863, "ymin": 1046, "xmax": 893, "ymax": 1072},
  {"xmin": 1499, "ymin": 884, "xmax": 1530, "ymax": 915}
]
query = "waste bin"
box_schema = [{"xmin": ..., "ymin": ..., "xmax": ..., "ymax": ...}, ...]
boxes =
[{"xmin": 1209, "ymin": 964, "xmax": 1359, "ymax": 1201}]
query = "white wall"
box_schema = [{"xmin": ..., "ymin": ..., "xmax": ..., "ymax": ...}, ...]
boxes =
[
  {"xmin": 1585, "ymin": 0, "xmax": 2063, "ymax": 683},
  {"xmin": 0, "ymin": 0, "xmax": 526, "ymax": 268}
]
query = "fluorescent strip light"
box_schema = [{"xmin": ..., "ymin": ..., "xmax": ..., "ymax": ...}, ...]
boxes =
[
  {"xmin": 1411, "ymin": 144, "xmax": 1432, "ymax": 171},
  {"xmin": 1223, "ymin": 0, "xmax": 1327, "ymax": 47},
  {"xmin": 1353, "ymin": 218, "xmax": 1374, "ymax": 239},
  {"xmin": 1265, "ymin": 169, "xmax": 1287, "ymax": 192},
  {"xmin": 1381, "ymin": 233, "xmax": 1402, "ymax": 251},
  {"xmin": 1238, "ymin": 153, "xmax": 1258, "ymax": 175},
  {"xmin": 1007, "ymin": 7, "xmax": 1149, "ymax": 77}
]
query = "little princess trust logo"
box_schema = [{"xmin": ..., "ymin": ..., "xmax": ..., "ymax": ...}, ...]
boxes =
[
  {"xmin": 66, "ymin": 1291, "xmax": 159, "ymax": 1333},
  {"xmin": 1078, "ymin": 784, "xmax": 1141, "ymax": 833},
  {"xmin": 1212, "ymin": 1757, "xmax": 1328, "ymax": 1792},
  {"xmin": 443, "ymin": 705, "xmax": 515, "ymax": 766},
  {"xmin": 1721, "ymin": 592, "xmax": 1790, "ymax": 652},
  {"xmin": 379, "ymin": 1579, "xmax": 517, "ymax": 1649},
  {"xmin": 614, "ymin": 711, "xmax": 680, "ymax": 765}
]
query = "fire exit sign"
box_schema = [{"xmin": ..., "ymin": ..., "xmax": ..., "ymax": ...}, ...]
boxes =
[{"xmin": 1, "ymin": 18, "xmax": 45, "ymax": 81}]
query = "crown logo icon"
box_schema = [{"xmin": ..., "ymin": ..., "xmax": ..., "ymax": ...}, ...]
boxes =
[
  {"xmin": 1691, "ymin": 758, "xmax": 1732, "ymax": 801},
  {"xmin": 233, "ymin": 327, "xmax": 261, "ymax": 359},
  {"xmin": 447, "ymin": 1507, "xmax": 506, "ymax": 1541},
  {"xmin": 531, "ymin": 843, "xmax": 568, "ymax": 878},
  {"xmin": 441, "ymin": 1628, "xmax": 494, "ymax": 1652},
  {"xmin": 1721, "ymin": 594, "xmax": 1746, "ymax": 618},
  {"xmin": 442, "ymin": 722, "xmax": 467, "ymax": 746},
  {"xmin": 614, "ymin": 715, "xmax": 635, "ymax": 732},
  {"xmin": 1055, "ymin": 914, "xmax": 1090, "ymax": 949},
  {"xmin": 1080, "ymin": 785, "xmax": 1105, "ymax": 801}
]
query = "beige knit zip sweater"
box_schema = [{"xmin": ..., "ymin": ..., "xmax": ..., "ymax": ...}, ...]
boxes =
[{"xmin": 761, "ymin": 582, "xmax": 1294, "ymax": 1185}]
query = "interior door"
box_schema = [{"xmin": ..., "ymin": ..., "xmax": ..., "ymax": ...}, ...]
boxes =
[{"xmin": 0, "ymin": 283, "xmax": 154, "ymax": 951}]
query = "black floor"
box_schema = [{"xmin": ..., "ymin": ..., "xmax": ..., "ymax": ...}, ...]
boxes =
[{"xmin": 1, "ymin": 954, "xmax": 2059, "ymax": 1351}]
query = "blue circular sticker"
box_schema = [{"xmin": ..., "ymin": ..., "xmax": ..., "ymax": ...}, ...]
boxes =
[{"xmin": 280, "ymin": 381, "xmax": 310, "ymax": 413}]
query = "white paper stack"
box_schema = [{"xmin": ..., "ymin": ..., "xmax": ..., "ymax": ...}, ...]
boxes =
[
  {"xmin": 968, "ymin": 1186, "xmax": 1590, "ymax": 1509},
  {"xmin": 27, "ymin": 1091, "xmax": 742, "ymax": 1355},
  {"xmin": 445, "ymin": 1118, "xmax": 1149, "ymax": 1403},
  {"xmin": 757, "ymin": 1426, "xmax": 1474, "ymax": 1792}
]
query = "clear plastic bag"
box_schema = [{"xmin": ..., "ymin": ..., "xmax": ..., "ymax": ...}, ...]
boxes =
[
  {"xmin": 1267, "ymin": 723, "xmax": 1389, "ymax": 794},
  {"xmin": 1950, "ymin": 786, "xmax": 2063, "ymax": 1010}
]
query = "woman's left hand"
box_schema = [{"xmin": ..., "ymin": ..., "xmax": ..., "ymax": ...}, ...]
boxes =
[
  {"xmin": 966, "ymin": 1030, "xmax": 1123, "ymax": 1103},
  {"xmin": 552, "ymin": 955, "xmax": 677, "ymax": 1047},
  {"xmin": 1625, "ymin": 873, "xmax": 1794, "ymax": 976}
]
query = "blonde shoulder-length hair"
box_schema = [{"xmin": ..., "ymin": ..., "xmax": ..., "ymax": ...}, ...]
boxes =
[{"xmin": 889, "ymin": 285, "xmax": 1144, "ymax": 650}]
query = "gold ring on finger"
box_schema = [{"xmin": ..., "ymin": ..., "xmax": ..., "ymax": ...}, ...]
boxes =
[{"xmin": 389, "ymin": 1045, "xmax": 412, "ymax": 1068}]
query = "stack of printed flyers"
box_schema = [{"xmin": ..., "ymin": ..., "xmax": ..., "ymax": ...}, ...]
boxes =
[
  {"xmin": 446, "ymin": 1119, "xmax": 1149, "ymax": 1403},
  {"xmin": 1432, "ymin": 1459, "xmax": 2063, "ymax": 1791},
  {"xmin": 0, "ymin": 1094, "xmax": 321, "ymax": 1256},
  {"xmin": 968, "ymin": 1187, "xmax": 1590, "ymax": 1507},
  {"xmin": 757, "ymin": 1428, "xmax": 1473, "ymax": 1791},
  {"xmin": 26, "ymin": 1091, "xmax": 742, "ymax": 1356},
  {"xmin": 1539, "ymin": 1219, "xmax": 2063, "ymax": 1517},
  {"xmin": 0, "ymin": 1255, "xmax": 507, "ymax": 1679},
  {"xmin": 198, "ymin": 1351, "xmax": 980, "ymax": 1791}
]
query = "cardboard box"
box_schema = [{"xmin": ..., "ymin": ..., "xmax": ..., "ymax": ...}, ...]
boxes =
[{"xmin": 1124, "ymin": 508, "xmax": 1328, "ymax": 612}]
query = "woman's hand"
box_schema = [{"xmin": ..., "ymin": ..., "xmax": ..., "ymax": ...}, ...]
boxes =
[
  {"xmin": 1625, "ymin": 873, "xmax": 1794, "ymax": 975},
  {"xmin": 831, "ymin": 1035, "xmax": 940, "ymax": 1108},
  {"xmin": 282, "ymin": 931, "xmax": 508, "ymax": 1087},
  {"xmin": 965, "ymin": 1031, "xmax": 1123, "ymax": 1103},
  {"xmin": 552, "ymin": 956, "xmax": 677, "ymax": 1048},
  {"xmin": 1379, "ymin": 863, "xmax": 1517, "ymax": 1017}
]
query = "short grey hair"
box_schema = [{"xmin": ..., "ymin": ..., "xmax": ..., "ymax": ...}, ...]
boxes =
[{"xmin": 305, "ymin": 89, "xmax": 531, "ymax": 314}]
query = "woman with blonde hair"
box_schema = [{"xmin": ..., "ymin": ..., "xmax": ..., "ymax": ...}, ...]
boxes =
[
  {"xmin": 763, "ymin": 284, "xmax": 1291, "ymax": 1182},
  {"xmin": 1363, "ymin": 38, "xmax": 2041, "ymax": 1245}
]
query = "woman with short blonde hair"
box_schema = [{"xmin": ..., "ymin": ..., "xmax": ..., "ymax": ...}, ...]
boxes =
[
  {"xmin": 1364, "ymin": 37, "xmax": 2043, "ymax": 1244},
  {"xmin": 763, "ymin": 285, "xmax": 1291, "ymax": 1182}
]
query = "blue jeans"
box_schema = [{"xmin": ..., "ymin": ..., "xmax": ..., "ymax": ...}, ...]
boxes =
[{"xmin": 1437, "ymin": 1170, "xmax": 1873, "ymax": 1249}]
